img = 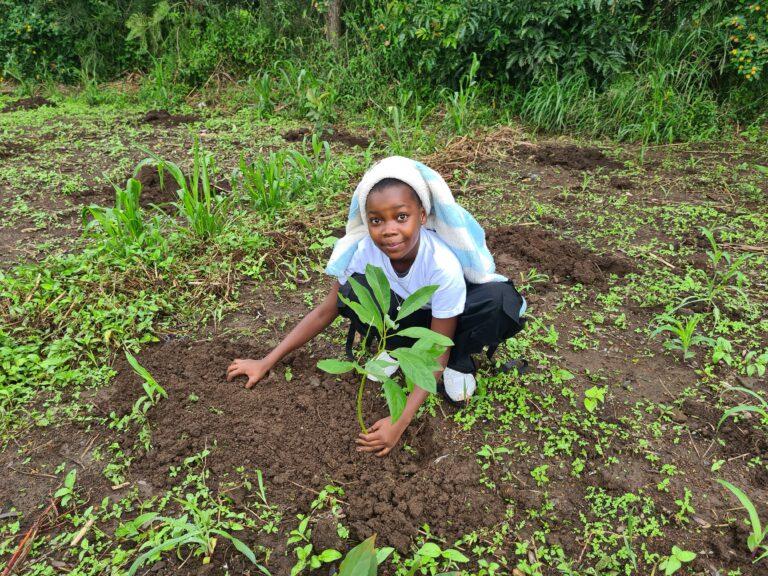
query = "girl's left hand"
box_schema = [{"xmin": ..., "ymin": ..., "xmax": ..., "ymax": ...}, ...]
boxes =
[{"xmin": 356, "ymin": 417, "xmax": 406, "ymax": 457}]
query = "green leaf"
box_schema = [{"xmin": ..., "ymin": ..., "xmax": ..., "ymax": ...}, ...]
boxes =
[
  {"xmin": 718, "ymin": 479, "xmax": 762, "ymax": 549},
  {"xmin": 365, "ymin": 264, "xmax": 391, "ymax": 316},
  {"xmin": 663, "ymin": 556, "xmax": 681, "ymax": 576},
  {"xmin": 675, "ymin": 549, "xmax": 696, "ymax": 563},
  {"xmin": 395, "ymin": 285, "xmax": 438, "ymax": 322},
  {"xmin": 213, "ymin": 531, "xmax": 257, "ymax": 565},
  {"xmin": 348, "ymin": 277, "xmax": 383, "ymax": 333},
  {"xmin": 339, "ymin": 294, "xmax": 380, "ymax": 332},
  {"xmin": 390, "ymin": 348, "xmax": 439, "ymax": 394},
  {"xmin": 115, "ymin": 512, "xmax": 159, "ymax": 538},
  {"xmin": 317, "ymin": 549, "xmax": 343, "ymax": 563},
  {"xmin": 338, "ymin": 535, "xmax": 377, "ymax": 576},
  {"xmin": 317, "ymin": 359, "xmax": 356, "ymax": 374},
  {"xmin": 392, "ymin": 327, "xmax": 453, "ymax": 347},
  {"xmin": 417, "ymin": 542, "xmax": 442, "ymax": 558},
  {"xmin": 441, "ymin": 549, "xmax": 469, "ymax": 562},
  {"xmin": 364, "ymin": 357, "xmax": 396, "ymax": 381},
  {"xmin": 383, "ymin": 379, "xmax": 407, "ymax": 423},
  {"xmin": 376, "ymin": 547, "xmax": 394, "ymax": 565}
]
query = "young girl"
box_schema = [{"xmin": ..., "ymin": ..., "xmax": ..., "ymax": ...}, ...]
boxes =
[{"xmin": 227, "ymin": 157, "xmax": 526, "ymax": 456}]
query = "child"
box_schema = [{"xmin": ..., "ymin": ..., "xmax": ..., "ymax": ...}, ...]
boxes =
[{"xmin": 227, "ymin": 157, "xmax": 526, "ymax": 456}]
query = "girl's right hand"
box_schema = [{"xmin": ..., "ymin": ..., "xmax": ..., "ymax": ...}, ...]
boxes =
[{"xmin": 226, "ymin": 358, "xmax": 272, "ymax": 389}]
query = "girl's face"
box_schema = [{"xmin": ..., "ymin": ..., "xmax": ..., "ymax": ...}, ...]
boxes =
[{"xmin": 365, "ymin": 182, "xmax": 426, "ymax": 268}]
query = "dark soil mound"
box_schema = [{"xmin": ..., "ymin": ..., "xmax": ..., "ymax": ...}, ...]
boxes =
[
  {"xmin": 487, "ymin": 225, "xmax": 635, "ymax": 285},
  {"xmin": 93, "ymin": 338, "xmax": 506, "ymax": 555},
  {"xmin": 2, "ymin": 96, "xmax": 55, "ymax": 113},
  {"xmin": 515, "ymin": 143, "xmax": 622, "ymax": 171},
  {"xmin": 282, "ymin": 127, "xmax": 370, "ymax": 148},
  {"xmin": 76, "ymin": 164, "xmax": 180, "ymax": 208},
  {"xmin": 141, "ymin": 109, "xmax": 199, "ymax": 125}
]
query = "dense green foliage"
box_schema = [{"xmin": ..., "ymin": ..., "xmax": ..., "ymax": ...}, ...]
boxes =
[{"xmin": 1, "ymin": 1, "xmax": 766, "ymax": 141}]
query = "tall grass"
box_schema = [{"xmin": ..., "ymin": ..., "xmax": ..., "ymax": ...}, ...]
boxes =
[{"xmin": 518, "ymin": 23, "xmax": 725, "ymax": 143}]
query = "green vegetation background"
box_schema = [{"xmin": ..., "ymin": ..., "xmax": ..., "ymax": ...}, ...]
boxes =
[{"xmin": 1, "ymin": 0, "xmax": 767, "ymax": 143}]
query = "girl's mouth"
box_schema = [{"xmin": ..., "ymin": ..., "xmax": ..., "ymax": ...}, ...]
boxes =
[{"xmin": 384, "ymin": 241, "xmax": 404, "ymax": 251}]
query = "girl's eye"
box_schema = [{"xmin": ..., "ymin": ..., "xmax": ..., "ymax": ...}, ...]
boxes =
[
  {"xmin": 397, "ymin": 213, "xmax": 408, "ymax": 221},
  {"xmin": 369, "ymin": 218, "xmax": 381, "ymax": 225}
]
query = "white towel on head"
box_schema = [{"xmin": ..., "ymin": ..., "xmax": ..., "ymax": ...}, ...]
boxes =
[{"xmin": 325, "ymin": 156, "xmax": 505, "ymax": 284}]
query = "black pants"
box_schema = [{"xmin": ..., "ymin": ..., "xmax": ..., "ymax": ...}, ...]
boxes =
[{"xmin": 338, "ymin": 273, "xmax": 526, "ymax": 373}]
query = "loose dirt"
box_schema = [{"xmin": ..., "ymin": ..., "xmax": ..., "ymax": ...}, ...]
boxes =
[
  {"xmin": 282, "ymin": 127, "xmax": 370, "ymax": 148},
  {"xmin": 1, "ymin": 96, "xmax": 55, "ymax": 113},
  {"xmin": 487, "ymin": 225, "xmax": 635, "ymax": 285},
  {"xmin": 74, "ymin": 164, "xmax": 181, "ymax": 208},
  {"xmin": 90, "ymin": 337, "xmax": 506, "ymax": 566},
  {"xmin": 513, "ymin": 143, "xmax": 623, "ymax": 171},
  {"xmin": 141, "ymin": 109, "xmax": 200, "ymax": 126}
]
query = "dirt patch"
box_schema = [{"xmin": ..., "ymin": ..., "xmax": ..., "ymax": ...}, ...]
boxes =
[
  {"xmin": 91, "ymin": 337, "xmax": 506, "ymax": 559},
  {"xmin": 514, "ymin": 143, "xmax": 623, "ymax": 171},
  {"xmin": 0, "ymin": 141, "xmax": 34, "ymax": 159},
  {"xmin": 75, "ymin": 164, "xmax": 181, "ymax": 208},
  {"xmin": 487, "ymin": 225, "xmax": 635, "ymax": 285},
  {"xmin": 141, "ymin": 109, "xmax": 200, "ymax": 126},
  {"xmin": 282, "ymin": 127, "xmax": 370, "ymax": 148},
  {"xmin": 2, "ymin": 96, "xmax": 55, "ymax": 113}
]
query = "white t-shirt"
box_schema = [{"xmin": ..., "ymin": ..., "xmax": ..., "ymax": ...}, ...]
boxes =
[{"xmin": 338, "ymin": 229, "xmax": 466, "ymax": 318}]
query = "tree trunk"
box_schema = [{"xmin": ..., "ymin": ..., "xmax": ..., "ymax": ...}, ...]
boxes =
[{"xmin": 325, "ymin": 0, "xmax": 342, "ymax": 49}]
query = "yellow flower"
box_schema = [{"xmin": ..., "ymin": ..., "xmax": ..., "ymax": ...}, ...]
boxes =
[
  {"xmin": 749, "ymin": 34, "xmax": 756, "ymax": 41},
  {"xmin": 732, "ymin": 48, "xmax": 739, "ymax": 54}
]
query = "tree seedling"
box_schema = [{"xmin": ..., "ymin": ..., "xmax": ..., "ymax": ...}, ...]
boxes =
[{"xmin": 318, "ymin": 264, "xmax": 451, "ymax": 432}]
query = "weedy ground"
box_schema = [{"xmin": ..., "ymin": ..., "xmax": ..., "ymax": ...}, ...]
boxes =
[{"xmin": 0, "ymin": 83, "xmax": 767, "ymax": 576}]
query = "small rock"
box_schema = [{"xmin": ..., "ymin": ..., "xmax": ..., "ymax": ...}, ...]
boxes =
[{"xmin": 309, "ymin": 376, "xmax": 321, "ymax": 388}]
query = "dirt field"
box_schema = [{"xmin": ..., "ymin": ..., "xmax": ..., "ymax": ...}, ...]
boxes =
[{"xmin": 1, "ymin": 94, "xmax": 767, "ymax": 575}]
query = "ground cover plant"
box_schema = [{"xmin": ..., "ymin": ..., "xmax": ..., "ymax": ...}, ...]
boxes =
[{"xmin": 1, "ymin": 22, "xmax": 768, "ymax": 575}]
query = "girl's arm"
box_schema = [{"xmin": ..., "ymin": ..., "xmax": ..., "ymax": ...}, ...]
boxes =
[
  {"xmin": 356, "ymin": 315, "xmax": 458, "ymax": 456},
  {"xmin": 227, "ymin": 281, "xmax": 341, "ymax": 388}
]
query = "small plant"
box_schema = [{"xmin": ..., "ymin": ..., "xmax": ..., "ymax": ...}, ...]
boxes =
[
  {"xmin": 583, "ymin": 386, "xmax": 606, "ymax": 413},
  {"xmin": 717, "ymin": 480, "xmax": 768, "ymax": 561},
  {"xmin": 402, "ymin": 541, "xmax": 468, "ymax": 575},
  {"xmin": 658, "ymin": 545, "xmax": 696, "ymax": 575},
  {"xmin": 136, "ymin": 137, "xmax": 229, "ymax": 239},
  {"xmin": 443, "ymin": 53, "xmax": 480, "ymax": 135},
  {"xmin": 651, "ymin": 313, "xmax": 711, "ymax": 360},
  {"xmin": 54, "ymin": 469, "xmax": 77, "ymax": 507},
  {"xmin": 318, "ymin": 265, "xmax": 450, "ymax": 432},
  {"xmin": 674, "ymin": 227, "xmax": 751, "ymax": 316},
  {"xmin": 237, "ymin": 135, "xmax": 339, "ymax": 214},
  {"xmin": 109, "ymin": 351, "xmax": 168, "ymax": 451},
  {"xmin": 83, "ymin": 178, "xmax": 165, "ymax": 257},
  {"xmin": 120, "ymin": 500, "xmax": 267, "ymax": 575},
  {"xmin": 718, "ymin": 386, "xmax": 768, "ymax": 429}
]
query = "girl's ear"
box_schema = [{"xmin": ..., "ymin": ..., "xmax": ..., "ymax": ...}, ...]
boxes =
[{"xmin": 420, "ymin": 207, "xmax": 427, "ymax": 224}]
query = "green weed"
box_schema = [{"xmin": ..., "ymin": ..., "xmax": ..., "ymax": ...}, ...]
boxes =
[
  {"xmin": 137, "ymin": 137, "xmax": 230, "ymax": 239},
  {"xmin": 717, "ymin": 480, "xmax": 768, "ymax": 561},
  {"xmin": 83, "ymin": 177, "xmax": 165, "ymax": 257}
]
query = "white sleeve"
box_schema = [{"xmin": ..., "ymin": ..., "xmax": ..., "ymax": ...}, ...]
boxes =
[{"xmin": 430, "ymin": 267, "xmax": 466, "ymax": 318}]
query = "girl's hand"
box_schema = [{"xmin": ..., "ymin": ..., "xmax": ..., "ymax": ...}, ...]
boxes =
[
  {"xmin": 227, "ymin": 358, "xmax": 271, "ymax": 389},
  {"xmin": 356, "ymin": 417, "xmax": 407, "ymax": 457}
]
